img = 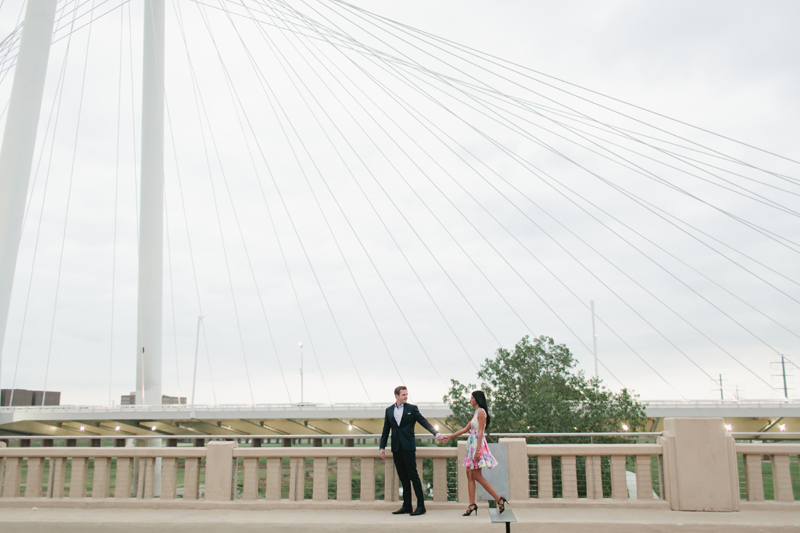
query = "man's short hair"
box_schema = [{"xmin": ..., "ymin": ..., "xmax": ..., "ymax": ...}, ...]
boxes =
[{"xmin": 394, "ymin": 385, "xmax": 407, "ymax": 396}]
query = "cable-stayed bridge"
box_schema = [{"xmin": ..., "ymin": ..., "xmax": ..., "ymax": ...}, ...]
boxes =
[{"xmin": 0, "ymin": 0, "xmax": 798, "ymax": 426}]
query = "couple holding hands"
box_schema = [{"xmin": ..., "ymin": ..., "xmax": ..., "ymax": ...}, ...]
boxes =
[{"xmin": 379, "ymin": 385, "xmax": 509, "ymax": 516}]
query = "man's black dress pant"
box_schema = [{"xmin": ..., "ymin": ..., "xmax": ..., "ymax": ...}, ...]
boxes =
[{"xmin": 393, "ymin": 442, "xmax": 424, "ymax": 509}]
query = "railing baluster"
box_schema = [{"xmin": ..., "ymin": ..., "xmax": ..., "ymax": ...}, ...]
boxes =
[
  {"xmin": 312, "ymin": 457, "xmax": 327, "ymax": 501},
  {"xmin": 610, "ymin": 456, "xmax": 627, "ymax": 500},
  {"xmin": 585, "ymin": 455, "xmax": 602, "ymax": 499},
  {"xmin": 743, "ymin": 454, "xmax": 764, "ymax": 501},
  {"xmin": 50, "ymin": 457, "xmax": 66, "ymax": 498},
  {"xmin": 336, "ymin": 457, "xmax": 351, "ymax": 501},
  {"xmin": 25, "ymin": 457, "xmax": 44, "ymax": 498},
  {"xmin": 143, "ymin": 457, "xmax": 155, "ymax": 499},
  {"xmin": 383, "ymin": 456, "xmax": 395, "ymax": 502},
  {"xmin": 265, "ymin": 457, "xmax": 281, "ymax": 500},
  {"xmin": 242, "ymin": 457, "xmax": 258, "ymax": 500},
  {"xmin": 183, "ymin": 458, "xmax": 199, "ymax": 500},
  {"xmin": 634, "ymin": 455, "xmax": 653, "ymax": 500},
  {"xmin": 69, "ymin": 457, "xmax": 88, "ymax": 498},
  {"xmin": 288, "ymin": 457, "xmax": 304, "ymax": 501},
  {"xmin": 433, "ymin": 457, "xmax": 447, "ymax": 502},
  {"xmin": 561, "ymin": 456, "xmax": 578, "ymax": 499},
  {"xmin": 771, "ymin": 454, "xmax": 794, "ymax": 502},
  {"xmin": 92, "ymin": 458, "xmax": 110, "ymax": 498},
  {"xmin": 1, "ymin": 457, "xmax": 21, "ymax": 497},
  {"xmin": 114, "ymin": 458, "xmax": 132, "ymax": 498},
  {"xmin": 537, "ymin": 456, "xmax": 553, "ymax": 499},
  {"xmin": 161, "ymin": 457, "xmax": 178, "ymax": 499},
  {"xmin": 360, "ymin": 457, "xmax": 375, "ymax": 502}
]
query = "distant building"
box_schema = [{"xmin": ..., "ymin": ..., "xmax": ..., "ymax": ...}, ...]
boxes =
[
  {"xmin": 0, "ymin": 389, "xmax": 60, "ymax": 406},
  {"xmin": 121, "ymin": 392, "xmax": 186, "ymax": 405}
]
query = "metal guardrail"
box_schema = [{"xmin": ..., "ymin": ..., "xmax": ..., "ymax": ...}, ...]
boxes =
[
  {"xmin": 2, "ymin": 399, "xmax": 799, "ymax": 413},
  {"xmin": 0, "ymin": 401, "xmax": 448, "ymax": 413}
]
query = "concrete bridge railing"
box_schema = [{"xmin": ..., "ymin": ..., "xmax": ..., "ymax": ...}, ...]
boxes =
[{"xmin": 0, "ymin": 418, "xmax": 797, "ymax": 510}]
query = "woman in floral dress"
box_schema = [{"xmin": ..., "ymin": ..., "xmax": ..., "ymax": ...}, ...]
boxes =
[{"xmin": 442, "ymin": 390, "xmax": 508, "ymax": 515}]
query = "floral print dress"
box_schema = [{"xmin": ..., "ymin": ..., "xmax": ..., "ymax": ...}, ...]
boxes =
[{"xmin": 462, "ymin": 408, "xmax": 498, "ymax": 470}]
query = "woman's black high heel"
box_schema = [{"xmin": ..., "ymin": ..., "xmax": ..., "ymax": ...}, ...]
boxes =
[
  {"xmin": 462, "ymin": 503, "xmax": 478, "ymax": 516},
  {"xmin": 497, "ymin": 497, "xmax": 509, "ymax": 514}
]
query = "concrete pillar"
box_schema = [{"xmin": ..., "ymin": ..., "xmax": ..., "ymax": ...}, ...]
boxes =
[
  {"xmin": 499, "ymin": 437, "xmax": 529, "ymax": 501},
  {"xmin": 205, "ymin": 441, "xmax": 236, "ymax": 501},
  {"xmin": 659, "ymin": 418, "xmax": 739, "ymax": 511},
  {"xmin": 0, "ymin": 0, "xmax": 57, "ymax": 384}
]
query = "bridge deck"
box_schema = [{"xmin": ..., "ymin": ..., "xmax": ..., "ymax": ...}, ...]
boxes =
[
  {"xmin": 0, "ymin": 505, "xmax": 797, "ymax": 532},
  {"xmin": 2, "ymin": 400, "xmax": 799, "ymax": 437}
]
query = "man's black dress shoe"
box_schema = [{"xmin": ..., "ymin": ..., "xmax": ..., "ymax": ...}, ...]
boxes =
[
  {"xmin": 410, "ymin": 506, "xmax": 426, "ymax": 516},
  {"xmin": 392, "ymin": 507, "xmax": 412, "ymax": 515}
]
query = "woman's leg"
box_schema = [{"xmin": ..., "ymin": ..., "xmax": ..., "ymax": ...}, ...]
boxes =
[
  {"xmin": 466, "ymin": 468, "xmax": 476, "ymax": 505},
  {"xmin": 471, "ymin": 468, "xmax": 501, "ymax": 502}
]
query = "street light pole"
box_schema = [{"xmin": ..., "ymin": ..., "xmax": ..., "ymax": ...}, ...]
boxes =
[{"xmin": 299, "ymin": 342, "xmax": 304, "ymax": 404}]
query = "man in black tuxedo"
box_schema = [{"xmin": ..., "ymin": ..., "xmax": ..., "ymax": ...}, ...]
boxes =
[{"xmin": 379, "ymin": 385, "xmax": 442, "ymax": 516}]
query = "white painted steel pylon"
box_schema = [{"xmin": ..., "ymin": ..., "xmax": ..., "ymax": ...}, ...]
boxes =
[{"xmin": 0, "ymin": 0, "xmax": 58, "ymax": 395}]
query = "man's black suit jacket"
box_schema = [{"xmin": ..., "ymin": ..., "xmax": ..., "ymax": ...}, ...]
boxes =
[{"xmin": 379, "ymin": 403, "xmax": 437, "ymax": 453}]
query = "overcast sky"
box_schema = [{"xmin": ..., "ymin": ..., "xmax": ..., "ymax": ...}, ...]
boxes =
[{"xmin": 0, "ymin": 0, "xmax": 798, "ymax": 406}]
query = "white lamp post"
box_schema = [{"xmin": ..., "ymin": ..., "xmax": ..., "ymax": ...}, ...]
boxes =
[{"xmin": 298, "ymin": 342, "xmax": 303, "ymax": 404}]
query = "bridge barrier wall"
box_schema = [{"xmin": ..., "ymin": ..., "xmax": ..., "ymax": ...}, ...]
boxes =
[{"xmin": 0, "ymin": 418, "xmax": 797, "ymax": 509}]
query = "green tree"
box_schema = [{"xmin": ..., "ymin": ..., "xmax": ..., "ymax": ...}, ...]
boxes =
[{"xmin": 444, "ymin": 335, "xmax": 646, "ymax": 444}]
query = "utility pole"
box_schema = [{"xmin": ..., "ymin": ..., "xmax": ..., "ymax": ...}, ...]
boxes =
[{"xmin": 719, "ymin": 374, "xmax": 724, "ymax": 400}]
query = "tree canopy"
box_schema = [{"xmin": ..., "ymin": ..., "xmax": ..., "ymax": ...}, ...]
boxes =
[{"xmin": 444, "ymin": 335, "xmax": 646, "ymax": 442}]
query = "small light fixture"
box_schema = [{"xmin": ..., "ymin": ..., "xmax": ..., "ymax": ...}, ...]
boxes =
[
  {"xmin": 622, "ymin": 424, "xmax": 629, "ymax": 431},
  {"xmin": 348, "ymin": 424, "xmax": 353, "ymax": 430},
  {"xmin": 79, "ymin": 426, "xmax": 85, "ymax": 432},
  {"xmin": 434, "ymin": 424, "xmax": 439, "ymax": 431},
  {"xmin": 151, "ymin": 426, "xmax": 157, "ymax": 431},
  {"xmin": 779, "ymin": 424, "xmax": 786, "ymax": 432},
  {"xmin": 115, "ymin": 426, "xmax": 120, "ymax": 431},
  {"xmin": 725, "ymin": 424, "xmax": 732, "ymax": 432}
]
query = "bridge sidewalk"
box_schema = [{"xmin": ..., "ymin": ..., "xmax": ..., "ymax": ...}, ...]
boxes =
[{"xmin": 0, "ymin": 504, "xmax": 798, "ymax": 532}]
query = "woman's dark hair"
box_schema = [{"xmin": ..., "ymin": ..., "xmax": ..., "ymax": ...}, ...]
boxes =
[{"xmin": 472, "ymin": 390, "xmax": 491, "ymax": 430}]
